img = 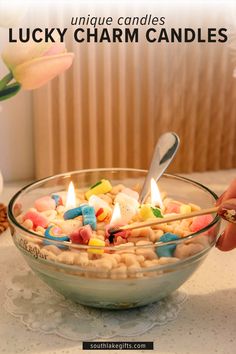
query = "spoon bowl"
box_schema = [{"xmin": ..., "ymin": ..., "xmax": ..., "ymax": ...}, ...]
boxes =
[{"xmin": 139, "ymin": 132, "xmax": 180, "ymax": 204}]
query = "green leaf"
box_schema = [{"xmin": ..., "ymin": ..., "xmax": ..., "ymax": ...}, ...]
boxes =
[
  {"xmin": 0, "ymin": 83, "xmax": 21, "ymax": 101},
  {"xmin": 0, "ymin": 72, "xmax": 13, "ymax": 90},
  {"xmin": 151, "ymin": 207, "xmax": 163, "ymax": 218}
]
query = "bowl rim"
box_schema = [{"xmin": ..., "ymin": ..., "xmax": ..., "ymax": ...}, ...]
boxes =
[{"xmin": 8, "ymin": 167, "xmax": 221, "ymax": 251}]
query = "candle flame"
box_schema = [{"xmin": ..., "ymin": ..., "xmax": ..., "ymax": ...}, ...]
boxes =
[
  {"xmin": 66, "ymin": 181, "xmax": 76, "ymax": 209},
  {"xmin": 151, "ymin": 178, "xmax": 163, "ymax": 209},
  {"xmin": 110, "ymin": 202, "xmax": 122, "ymax": 226}
]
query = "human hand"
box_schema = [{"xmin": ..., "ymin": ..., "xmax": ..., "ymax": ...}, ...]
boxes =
[{"xmin": 216, "ymin": 179, "xmax": 236, "ymax": 251}]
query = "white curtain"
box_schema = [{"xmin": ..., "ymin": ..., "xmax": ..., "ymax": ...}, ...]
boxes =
[{"xmin": 32, "ymin": 3, "xmax": 236, "ymax": 178}]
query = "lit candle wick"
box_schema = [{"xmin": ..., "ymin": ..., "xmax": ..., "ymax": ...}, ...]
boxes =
[
  {"xmin": 66, "ymin": 181, "xmax": 76, "ymax": 209},
  {"xmin": 110, "ymin": 202, "xmax": 123, "ymax": 227},
  {"xmin": 150, "ymin": 178, "xmax": 163, "ymax": 209}
]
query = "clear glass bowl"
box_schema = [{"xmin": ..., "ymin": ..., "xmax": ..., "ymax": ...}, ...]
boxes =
[{"xmin": 8, "ymin": 168, "xmax": 221, "ymax": 309}]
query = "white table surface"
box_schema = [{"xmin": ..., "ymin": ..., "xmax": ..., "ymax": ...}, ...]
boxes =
[{"xmin": 0, "ymin": 170, "xmax": 236, "ymax": 354}]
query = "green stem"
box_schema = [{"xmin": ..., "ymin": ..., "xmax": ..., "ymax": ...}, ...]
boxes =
[
  {"xmin": 0, "ymin": 72, "xmax": 13, "ymax": 90},
  {"xmin": 0, "ymin": 82, "xmax": 21, "ymax": 101}
]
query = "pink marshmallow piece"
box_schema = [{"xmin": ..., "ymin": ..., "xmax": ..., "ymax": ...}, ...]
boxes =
[
  {"xmin": 34, "ymin": 196, "xmax": 56, "ymax": 212},
  {"xmin": 70, "ymin": 225, "xmax": 93, "ymax": 244},
  {"xmin": 165, "ymin": 202, "xmax": 180, "ymax": 214},
  {"xmin": 23, "ymin": 211, "xmax": 49, "ymax": 229},
  {"xmin": 190, "ymin": 214, "xmax": 213, "ymax": 232}
]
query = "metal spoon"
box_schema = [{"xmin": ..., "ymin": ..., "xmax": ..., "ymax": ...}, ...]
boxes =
[{"xmin": 139, "ymin": 132, "xmax": 180, "ymax": 204}]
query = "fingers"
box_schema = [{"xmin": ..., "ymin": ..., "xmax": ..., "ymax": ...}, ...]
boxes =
[
  {"xmin": 217, "ymin": 179, "xmax": 236, "ymax": 203},
  {"xmin": 216, "ymin": 195, "xmax": 236, "ymax": 251},
  {"xmin": 218, "ymin": 199, "xmax": 236, "ymax": 223},
  {"xmin": 216, "ymin": 191, "xmax": 226, "ymax": 206},
  {"xmin": 216, "ymin": 223, "xmax": 236, "ymax": 251}
]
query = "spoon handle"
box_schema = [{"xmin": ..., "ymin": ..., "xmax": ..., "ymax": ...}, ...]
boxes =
[{"xmin": 139, "ymin": 132, "xmax": 180, "ymax": 204}]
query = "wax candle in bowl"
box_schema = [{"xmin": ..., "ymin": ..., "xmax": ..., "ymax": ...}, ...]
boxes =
[{"xmin": 8, "ymin": 169, "xmax": 221, "ymax": 309}]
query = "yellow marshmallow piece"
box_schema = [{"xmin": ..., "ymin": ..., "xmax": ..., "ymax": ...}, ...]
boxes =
[
  {"xmin": 180, "ymin": 204, "xmax": 192, "ymax": 214},
  {"xmin": 139, "ymin": 205, "xmax": 154, "ymax": 220},
  {"xmin": 88, "ymin": 238, "xmax": 105, "ymax": 254},
  {"xmin": 85, "ymin": 179, "xmax": 112, "ymax": 200}
]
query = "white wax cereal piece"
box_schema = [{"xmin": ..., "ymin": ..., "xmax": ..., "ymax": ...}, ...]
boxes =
[
  {"xmin": 29, "ymin": 208, "xmax": 37, "ymax": 212},
  {"xmin": 53, "ymin": 219, "xmax": 83, "ymax": 234},
  {"xmin": 22, "ymin": 219, "xmax": 33, "ymax": 230},
  {"xmin": 120, "ymin": 254, "xmax": 139, "ymax": 266},
  {"xmin": 158, "ymin": 257, "xmax": 180, "ymax": 265},
  {"xmin": 163, "ymin": 213, "xmax": 179, "ymax": 217},
  {"xmin": 115, "ymin": 192, "xmax": 140, "ymax": 223},
  {"xmin": 136, "ymin": 240, "xmax": 153, "ymax": 246},
  {"xmin": 57, "ymin": 251, "xmax": 75, "ymax": 265},
  {"xmin": 74, "ymin": 253, "xmax": 89, "ymax": 266},
  {"xmin": 43, "ymin": 244, "xmax": 62, "ymax": 255},
  {"xmin": 189, "ymin": 203, "xmax": 201, "ymax": 211},
  {"xmin": 119, "ymin": 204, "xmax": 136, "ymax": 223},
  {"xmin": 40, "ymin": 249, "xmax": 57, "ymax": 261},
  {"xmin": 16, "ymin": 214, "xmax": 24, "ymax": 224},
  {"xmin": 102, "ymin": 254, "xmax": 118, "ymax": 268},
  {"xmin": 150, "ymin": 230, "xmax": 164, "ymax": 243},
  {"xmin": 116, "ymin": 242, "xmax": 135, "ymax": 254},
  {"xmin": 110, "ymin": 184, "xmax": 125, "ymax": 195},
  {"xmin": 88, "ymin": 195, "xmax": 111, "ymax": 213},
  {"xmin": 174, "ymin": 243, "xmax": 204, "ymax": 259},
  {"xmin": 112, "ymin": 254, "xmax": 121, "ymax": 263},
  {"xmin": 97, "ymin": 194, "xmax": 113, "ymax": 205},
  {"xmin": 163, "ymin": 198, "xmax": 173, "ymax": 207},
  {"xmin": 92, "ymin": 259, "xmax": 113, "ymax": 271},
  {"xmin": 36, "ymin": 226, "xmax": 45, "ymax": 234},
  {"xmin": 136, "ymin": 246, "xmax": 157, "ymax": 260},
  {"xmin": 127, "ymin": 236, "xmax": 149, "ymax": 244},
  {"xmin": 110, "ymin": 265, "xmax": 127, "ymax": 279},
  {"xmin": 57, "ymin": 205, "xmax": 65, "ymax": 214},
  {"xmin": 186, "ymin": 235, "xmax": 210, "ymax": 247},
  {"xmin": 122, "ymin": 188, "xmax": 139, "ymax": 201},
  {"xmin": 115, "ymin": 192, "xmax": 139, "ymax": 209},
  {"xmin": 41, "ymin": 210, "xmax": 57, "ymax": 221},
  {"xmin": 115, "ymin": 236, "xmax": 127, "ymax": 245}
]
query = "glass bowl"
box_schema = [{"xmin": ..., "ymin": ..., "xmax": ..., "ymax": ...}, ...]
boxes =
[{"xmin": 8, "ymin": 168, "xmax": 221, "ymax": 309}]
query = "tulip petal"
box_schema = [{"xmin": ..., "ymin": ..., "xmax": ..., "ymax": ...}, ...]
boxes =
[
  {"xmin": 12, "ymin": 53, "xmax": 74, "ymax": 90},
  {"xmin": 43, "ymin": 42, "xmax": 66, "ymax": 57},
  {"xmin": 2, "ymin": 41, "xmax": 50, "ymax": 69},
  {"xmin": 2, "ymin": 34, "xmax": 66, "ymax": 70}
]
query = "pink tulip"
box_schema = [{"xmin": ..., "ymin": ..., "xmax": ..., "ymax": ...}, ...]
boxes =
[{"xmin": 2, "ymin": 40, "xmax": 74, "ymax": 90}]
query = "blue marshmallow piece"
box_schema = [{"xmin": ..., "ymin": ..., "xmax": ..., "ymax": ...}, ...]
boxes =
[
  {"xmin": 64, "ymin": 204, "xmax": 96, "ymax": 229},
  {"xmin": 51, "ymin": 194, "xmax": 62, "ymax": 206},
  {"xmin": 156, "ymin": 233, "xmax": 180, "ymax": 258},
  {"xmin": 63, "ymin": 206, "xmax": 83, "ymax": 220},
  {"xmin": 44, "ymin": 226, "xmax": 69, "ymax": 241},
  {"xmin": 83, "ymin": 216, "xmax": 97, "ymax": 230},
  {"xmin": 44, "ymin": 226, "xmax": 69, "ymax": 249},
  {"xmin": 82, "ymin": 205, "xmax": 95, "ymax": 216},
  {"xmin": 82, "ymin": 205, "xmax": 96, "ymax": 230}
]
